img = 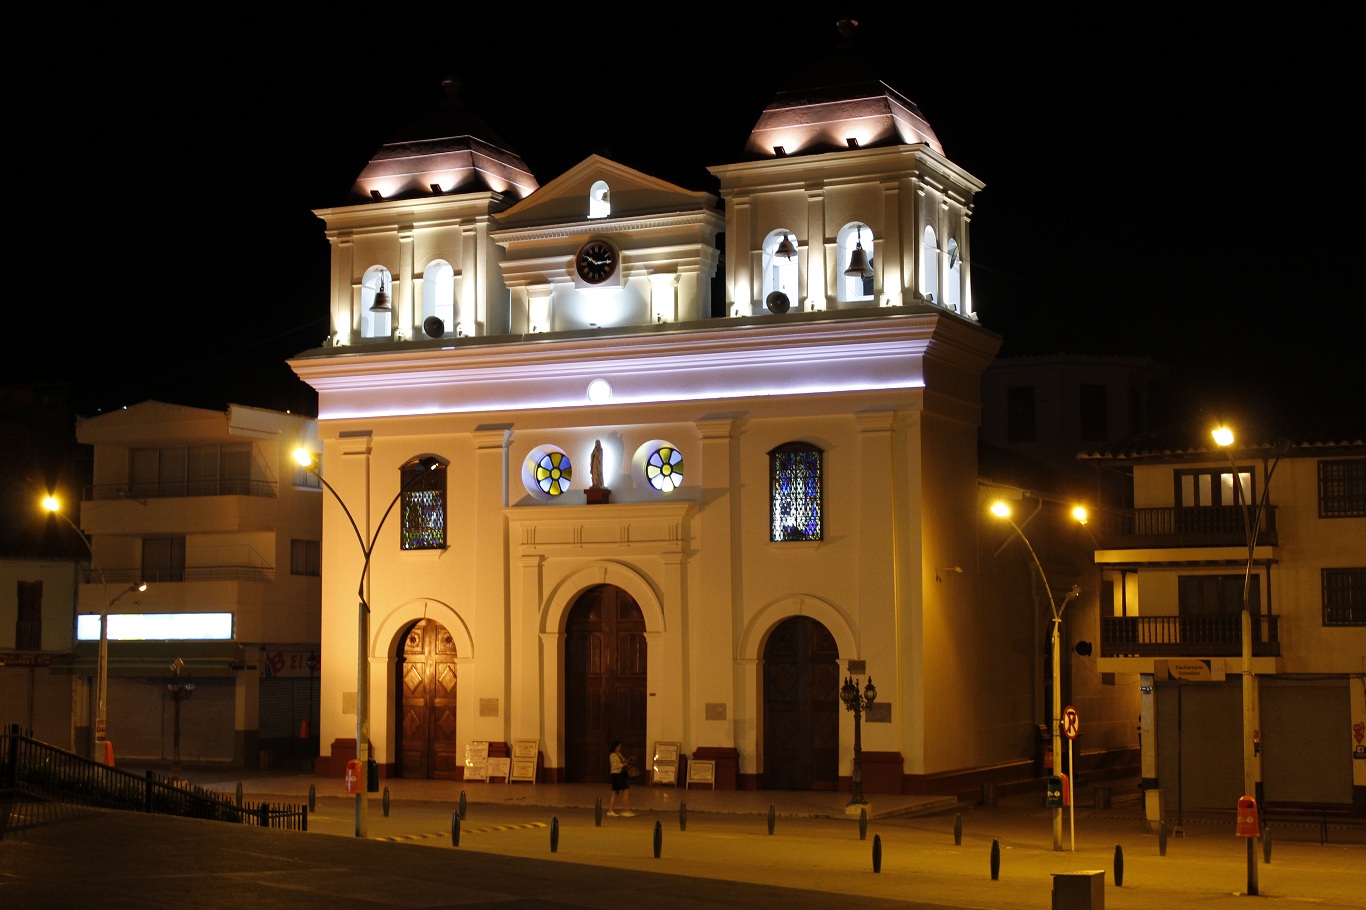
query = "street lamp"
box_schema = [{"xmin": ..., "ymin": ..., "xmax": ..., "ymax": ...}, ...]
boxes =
[
  {"xmin": 292, "ymin": 448, "xmax": 439, "ymax": 838},
  {"xmin": 991, "ymin": 500, "xmax": 1082, "ymax": 852},
  {"xmin": 166, "ymin": 657, "xmax": 195, "ymax": 781},
  {"xmin": 42, "ymin": 494, "xmax": 147, "ymax": 761},
  {"xmin": 1213, "ymin": 425, "xmax": 1289, "ymax": 897},
  {"xmin": 839, "ymin": 673, "xmax": 876, "ymax": 809}
]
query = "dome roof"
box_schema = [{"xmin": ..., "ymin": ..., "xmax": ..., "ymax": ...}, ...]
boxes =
[
  {"xmin": 743, "ymin": 20, "xmax": 942, "ymax": 160},
  {"xmin": 348, "ymin": 78, "xmax": 538, "ymax": 204}
]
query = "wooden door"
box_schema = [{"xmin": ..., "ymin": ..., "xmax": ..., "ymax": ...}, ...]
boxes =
[
  {"xmin": 398, "ymin": 619, "xmax": 460, "ymax": 779},
  {"xmin": 763, "ymin": 616, "xmax": 840, "ymax": 790},
  {"xmin": 564, "ymin": 585, "xmax": 647, "ymax": 782}
]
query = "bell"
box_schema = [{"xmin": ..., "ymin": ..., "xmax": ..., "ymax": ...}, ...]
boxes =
[
  {"xmin": 845, "ymin": 243, "xmax": 873, "ymax": 279},
  {"xmin": 775, "ymin": 234, "xmax": 797, "ymax": 260},
  {"xmin": 369, "ymin": 277, "xmax": 391, "ymax": 313}
]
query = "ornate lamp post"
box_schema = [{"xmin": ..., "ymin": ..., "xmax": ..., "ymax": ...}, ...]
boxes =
[
  {"xmin": 292, "ymin": 448, "xmax": 438, "ymax": 838},
  {"xmin": 839, "ymin": 673, "xmax": 876, "ymax": 808},
  {"xmin": 991, "ymin": 500, "xmax": 1082, "ymax": 852},
  {"xmin": 42, "ymin": 495, "xmax": 147, "ymax": 761},
  {"xmin": 166, "ymin": 657, "xmax": 195, "ymax": 781},
  {"xmin": 1212, "ymin": 425, "xmax": 1289, "ymax": 897}
]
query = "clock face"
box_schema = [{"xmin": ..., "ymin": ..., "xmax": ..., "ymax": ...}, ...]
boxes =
[{"xmin": 575, "ymin": 240, "xmax": 618, "ymax": 284}]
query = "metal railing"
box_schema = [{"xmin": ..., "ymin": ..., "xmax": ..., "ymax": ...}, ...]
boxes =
[
  {"xmin": 1, "ymin": 724, "xmax": 306, "ymax": 831},
  {"xmin": 85, "ymin": 479, "xmax": 279, "ymax": 501},
  {"xmin": 1091, "ymin": 505, "xmax": 1277, "ymax": 550},
  {"xmin": 1100, "ymin": 614, "xmax": 1280, "ymax": 658}
]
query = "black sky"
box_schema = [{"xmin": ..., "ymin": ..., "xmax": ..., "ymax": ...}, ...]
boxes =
[{"xmin": 12, "ymin": 8, "xmax": 1361, "ymax": 428}]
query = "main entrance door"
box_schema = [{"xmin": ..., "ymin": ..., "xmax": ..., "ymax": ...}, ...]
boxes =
[
  {"xmin": 397, "ymin": 618, "xmax": 460, "ymax": 779},
  {"xmin": 564, "ymin": 584, "xmax": 647, "ymax": 782},
  {"xmin": 763, "ymin": 616, "xmax": 840, "ymax": 790}
]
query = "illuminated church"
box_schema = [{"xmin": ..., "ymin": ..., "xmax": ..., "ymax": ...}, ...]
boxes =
[{"xmin": 290, "ymin": 22, "xmax": 1135, "ymax": 794}]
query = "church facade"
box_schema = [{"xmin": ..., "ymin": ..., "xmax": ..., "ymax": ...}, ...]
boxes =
[{"xmin": 290, "ymin": 28, "xmax": 1136, "ymax": 793}]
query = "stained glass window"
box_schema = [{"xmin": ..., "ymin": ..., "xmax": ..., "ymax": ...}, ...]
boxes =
[
  {"xmin": 770, "ymin": 442, "xmax": 822, "ymax": 541},
  {"xmin": 401, "ymin": 458, "xmax": 446, "ymax": 550},
  {"xmin": 646, "ymin": 445, "xmax": 684, "ymax": 492},
  {"xmin": 536, "ymin": 450, "xmax": 573, "ymax": 496}
]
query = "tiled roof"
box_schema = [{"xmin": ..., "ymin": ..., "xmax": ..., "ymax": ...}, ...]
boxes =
[{"xmin": 1078, "ymin": 411, "xmax": 1366, "ymax": 461}]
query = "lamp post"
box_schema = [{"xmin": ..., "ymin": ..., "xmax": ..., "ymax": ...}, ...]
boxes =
[
  {"xmin": 839, "ymin": 673, "xmax": 876, "ymax": 809},
  {"xmin": 1213, "ymin": 426, "xmax": 1289, "ymax": 897},
  {"xmin": 292, "ymin": 448, "xmax": 439, "ymax": 838},
  {"xmin": 42, "ymin": 495, "xmax": 147, "ymax": 761},
  {"xmin": 166, "ymin": 657, "xmax": 195, "ymax": 781},
  {"xmin": 991, "ymin": 500, "xmax": 1082, "ymax": 852}
]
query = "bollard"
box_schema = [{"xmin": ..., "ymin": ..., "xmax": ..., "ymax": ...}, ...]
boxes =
[
  {"xmin": 235, "ymin": 782, "xmax": 243, "ymax": 808},
  {"xmin": 258, "ymin": 801, "xmax": 270, "ymax": 828},
  {"xmin": 859, "ymin": 807, "xmax": 868, "ymax": 841},
  {"xmin": 990, "ymin": 838, "xmax": 1000, "ymax": 880},
  {"xmin": 595, "ymin": 796, "xmax": 603, "ymax": 827},
  {"xmin": 1262, "ymin": 825, "xmax": 1272, "ymax": 864},
  {"xmin": 1114, "ymin": 844, "xmax": 1124, "ymax": 887},
  {"xmin": 767, "ymin": 804, "xmax": 776, "ymax": 835},
  {"xmin": 451, "ymin": 810, "xmax": 460, "ymax": 846},
  {"xmin": 679, "ymin": 801, "xmax": 687, "ymax": 831},
  {"xmin": 550, "ymin": 816, "xmax": 559, "ymax": 853},
  {"xmin": 308, "ymin": 784, "xmax": 316, "ymax": 812},
  {"xmin": 954, "ymin": 812, "xmax": 962, "ymax": 846},
  {"xmin": 1159, "ymin": 820, "xmax": 1168, "ymax": 856},
  {"xmin": 383, "ymin": 786, "xmax": 390, "ymax": 817},
  {"xmin": 459, "ymin": 790, "xmax": 467, "ymax": 820},
  {"xmin": 653, "ymin": 820, "xmax": 663, "ymax": 858},
  {"xmin": 872, "ymin": 833, "xmax": 882, "ymax": 873}
]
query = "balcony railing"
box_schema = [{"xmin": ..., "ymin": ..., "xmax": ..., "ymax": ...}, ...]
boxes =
[
  {"xmin": 83, "ymin": 546, "xmax": 275, "ymax": 585},
  {"xmin": 85, "ymin": 479, "xmax": 278, "ymax": 501},
  {"xmin": 1100, "ymin": 614, "xmax": 1280, "ymax": 658},
  {"xmin": 1091, "ymin": 505, "xmax": 1277, "ymax": 550}
]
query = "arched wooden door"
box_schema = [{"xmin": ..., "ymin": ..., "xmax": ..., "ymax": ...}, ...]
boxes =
[
  {"xmin": 564, "ymin": 584, "xmax": 647, "ymax": 782},
  {"xmin": 397, "ymin": 618, "xmax": 459, "ymax": 779},
  {"xmin": 763, "ymin": 616, "xmax": 840, "ymax": 790}
]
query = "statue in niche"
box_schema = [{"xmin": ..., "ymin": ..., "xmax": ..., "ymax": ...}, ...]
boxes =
[{"xmin": 590, "ymin": 440, "xmax": 604, "ymax": 489}]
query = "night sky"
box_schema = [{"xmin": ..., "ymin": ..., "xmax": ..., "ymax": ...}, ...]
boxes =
[{"xmin": 12, "ymin": 9, "xmax": 1360, "ymax": 428}]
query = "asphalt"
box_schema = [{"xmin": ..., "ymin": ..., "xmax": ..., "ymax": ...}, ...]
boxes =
[{"xmin": 3, "ymin": 769, "xmax": 1363, "ymax": 909}]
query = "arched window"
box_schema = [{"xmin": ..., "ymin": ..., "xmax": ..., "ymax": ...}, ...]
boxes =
[
  {"xmin": 400, "ymin": 456, "xmax": 446, "ymax": 550},
  {"xmin": 761, "ymin": 229, "xmax": 800, "ymax": 312},
  {"xmin": 944, "ymin": 238, "xmax": 961, "ymax": 311},
  {"xmin": 589, "ymin": 180, "xmax": 611, "ymax": 219},
  {"xmin": 361, "ymin": 266, "xmax": 393, "ymax": 339},
  {"xmin": 769, "ymin": 442, "xmax": 822, "ymax": 541},
  {"xmin": 921, "ymin": 226, "xmax": 939, "ymax": 304},
  {"xmin": 421, "ymin": 260, "xmax": 456, "ymax": 337},
  {"xmin": 838, "ymin": 224, "xmax": 875, "ymax": 303}
]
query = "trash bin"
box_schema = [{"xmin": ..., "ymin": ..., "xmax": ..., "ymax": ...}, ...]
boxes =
[
  {"xmin": 1052, "ymin": 870, "xmax": 1105, "ymax": 910},
  {"xmin": 1093, "ymin": 786, "xmax": 1111, "ymax": 809}
]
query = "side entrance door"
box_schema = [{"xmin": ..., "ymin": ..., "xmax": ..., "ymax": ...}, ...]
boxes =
[
  {"xmin": 397, "ymin": 618, "xmax": 460, "ymax": 779},
  {"xmin": 763, "ymin": 616, "xmax": 840, "ymax": 790}
]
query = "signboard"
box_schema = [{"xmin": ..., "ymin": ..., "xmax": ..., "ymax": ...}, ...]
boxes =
[
  {"xmin": 1062, "ymin": 706, "xmax": 1080, "ymax": 740},
  {"xmin": 464, "ymin": 741, "xmax": 490, "ymax": 781},
  {"xmin": 686, "ymin": 759, "xmax": 715, "ymax": 789},
  {"xmin": 652, "ymin": 741, "xmax": 680, "ymax": 787},
  {"xmin": 509, "ymin": 740, "xmax": 539, "ymax": 784}
]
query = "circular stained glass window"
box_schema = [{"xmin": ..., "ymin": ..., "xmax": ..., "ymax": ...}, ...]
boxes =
[
  {"xmin": 645, "ymin": 445, "xmax": 684, "ymax": 492},
  {"xmin": 535, "ymin": 450, "xmax": 573, "ymax": 496}
]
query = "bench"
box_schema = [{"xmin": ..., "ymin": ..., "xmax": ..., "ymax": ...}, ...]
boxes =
[{"xmin": 1262, "ymin": 801, "xmax": 1366, "ymax": 844}]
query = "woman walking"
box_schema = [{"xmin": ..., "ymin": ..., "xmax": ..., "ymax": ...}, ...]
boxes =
[{"xmin": 607, "ymin": 740, "xmax": 635, "ymax": 817}]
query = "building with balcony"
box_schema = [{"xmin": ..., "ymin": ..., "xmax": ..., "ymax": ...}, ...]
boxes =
[
  {"xmin": 1080, "ymin": 417, "xmax": 1366, "ymax": 820},
  {"xmin": 69, "ymin": 401, "xmax": 321, "ymax": 768},
  {"xmin": 287, "ymin": 22, "xmax": 1138, "ymax": 795}
]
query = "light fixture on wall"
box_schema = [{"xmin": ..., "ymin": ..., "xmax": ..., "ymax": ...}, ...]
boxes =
[
  {"xmin": 845, "ymin": 226, "xmax": 873, "ymax": 278},
  {"xmin": 775, "ymin": 234, "xmax": 797, "ymax": 260},
  {"xmin": 369, "ymin": 275, "xmax": 391, "ymax": 312}
]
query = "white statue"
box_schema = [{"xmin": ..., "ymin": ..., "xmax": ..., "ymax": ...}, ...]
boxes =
[{"xmin": 590, "ymin": 440, "xmax": 604, "ymax": 489}]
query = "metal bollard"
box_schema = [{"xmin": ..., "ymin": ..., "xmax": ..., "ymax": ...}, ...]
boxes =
[
  {"xmin": 767, "ymin": 804, "xmax": 776, "ymax": 835},
  {"xmin": 990, "ymin": 838, "xmax": 1000, "ymax": 880},
  {"xmin": 872, "ymin": 833, "xmax": 882, "ymax": 873},
  {"xmin": 954, "ymin": 812, "xmax": 962, "ymax": 846},
  {"xmin": 235, "ymin": 782, "xmax": 243, "ymax": 808},
  {"xmin": 451, "ymin": 810, "xmax": 460, "ymax": 846},
  {"xmin": 1159, "ymin": 820, "xmax": 1168, "ymax": 856},
  {"xmin": 653, "ymin": 820, "xmax": 663, "ymax": 858},
  {"xmin": 308, "ymin": 784, "xmax": 316, "ymax": 812},
  {"xmin": 382, "ymin": 786, "xmax": 390, "ymax": 817},
  {"xmin": 1262, "ymin": 826, "xmax": 1272, "ymax": 864},
  {"xmin": 595, "ymin": 796, "xmax": 603, "ymax": 827},
  {"xmin": 859, "ymin": 807, "xmax": 868, "ymax": 841},
  {"xmin": 1114, "ymin": 844, "xmax": 1124, "ymax": 887},
  {"xmin": 679, "ymin": 801, "xmax": 687, "ymax": 831},
  {"xmin": 550, "ymin": 816, "xmax": 559, "ymax": 853},
  {"xmin": 458, "ymin": 790, "xmax": 467, "ymax": 820}
]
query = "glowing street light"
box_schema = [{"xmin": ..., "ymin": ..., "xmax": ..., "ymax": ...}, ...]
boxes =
[
  {"xmin": 991, "ymin": 499, "xmax": 1082, "ymax": 852},
  {"xmin": 42, "ymin": 494, "xmax": 146, "ymax": 761},
  {"xmin": 292, "ymin": 447, "xmax": 438, "ymax": 837}
]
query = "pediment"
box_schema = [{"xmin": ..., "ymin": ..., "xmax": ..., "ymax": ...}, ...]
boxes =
[{"xmin": 497, "ymin": 155, "xmax": 719, "ymax": 229}]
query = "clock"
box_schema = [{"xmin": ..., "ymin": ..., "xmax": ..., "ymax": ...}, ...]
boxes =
[{"xmin": 575, "ymin": 239, "xmax": 618, "ymax": 284}]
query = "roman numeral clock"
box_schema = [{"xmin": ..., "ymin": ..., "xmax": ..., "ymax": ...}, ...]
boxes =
[{"xmin": 575, "ymin": 239, "xmax": 619, "ymax": 285}]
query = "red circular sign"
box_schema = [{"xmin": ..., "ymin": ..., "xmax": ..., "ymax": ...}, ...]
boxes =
[{"xmin": 1062, "ymin": 706, "xmax": 1081, "ymax": 739}]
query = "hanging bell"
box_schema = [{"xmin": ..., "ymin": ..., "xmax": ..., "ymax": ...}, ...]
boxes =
[
  {"xmin": 369, "ymin": 276, "xmax": 391, "ymax": 312},
  {"xmin": 845, "ymin": 241, "xmax": 873, "ymax": 279},
  {"xmin": 775, "ymin": 234, "xmax": 797, "ymax": 260}
]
